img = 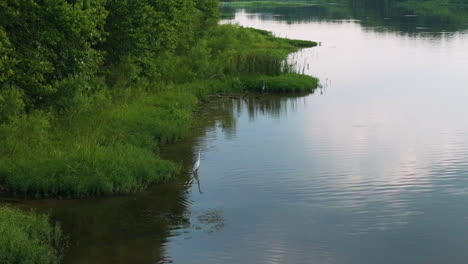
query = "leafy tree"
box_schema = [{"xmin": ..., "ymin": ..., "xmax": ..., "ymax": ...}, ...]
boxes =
[
  {"xmin": 0, "ymin": 27, "xmax": 24, "ymax": 122},
  {"xmin": 0, "ymin": 0, "xmax": 107, "ymax": 111},
  {"xmin": 195, "ymin": 0, "xmax": 220, "ymax": 19},
  {"xmin": 101, "ymin": 0, "xmax": 204, "ymax": 82},
  {"xmin": 0, "ymin": 0, "xmax": 220, "ymax": 115}
]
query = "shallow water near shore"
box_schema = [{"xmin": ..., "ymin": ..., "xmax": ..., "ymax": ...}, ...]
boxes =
[{"xmin": 21, "ymin": 2, "xmax": 468, "ymax": 263}]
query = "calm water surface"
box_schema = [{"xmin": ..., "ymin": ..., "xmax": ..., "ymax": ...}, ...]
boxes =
[{"xmin": 26, "ymin": 3, "xmax": 468, "ymax": 264}]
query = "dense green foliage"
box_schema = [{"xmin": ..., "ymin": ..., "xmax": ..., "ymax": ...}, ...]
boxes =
[
  {"xmin": 0, "ymin": 0, "xmax": 317, "ymax": 198},
  {"xmin": 0, "ymin": 206, "xmax": 63, "ymax": 264},
  {"xmin": 0, "ymin": 0, "xmax": 221, "ymax": 115},
  {"xmin": 0, "ymin": 0, "xmax": 107, "ymax": 114}
]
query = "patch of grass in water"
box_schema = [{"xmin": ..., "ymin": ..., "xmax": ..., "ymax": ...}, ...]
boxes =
[
  {"xmin": 241, "ymin": 73, "xmax": 319, "ymax": 93},
  {"xmin": 220, "ymin": 12, "xmax": 235, "ymax": 19},
  {"xmin": 245, "ymin": 27, "xmax": 317, "ymax": 48}
]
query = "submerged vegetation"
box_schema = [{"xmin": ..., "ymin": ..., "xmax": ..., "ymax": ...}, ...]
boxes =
[
  {"xmin": 0, "ymin": 0, "xmax": 317, "ymax": 199},
  {"xmin": 0, "ymin": 206, "xmax": 64, "ymax": 264}
]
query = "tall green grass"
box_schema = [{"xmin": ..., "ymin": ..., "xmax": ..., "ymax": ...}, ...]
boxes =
[
  {"xmin": 208, "ymin": 26, "xmax": 317, "ymax": 76},
  {"xmin": 0, "ymin": 206, "xmax": 63, "ymax": 264},
  {"xmin": 240, "ymin": 73, "xmax": 319, "ymax": 93},
  {"xmin": 0, "ymin": 91, "xmax": 196, "ymax": 197}
]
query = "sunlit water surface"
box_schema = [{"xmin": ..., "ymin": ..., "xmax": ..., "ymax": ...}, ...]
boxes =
[{"xmin": 24, "ymin": 5, "xmax": 468, "ymax": 264}]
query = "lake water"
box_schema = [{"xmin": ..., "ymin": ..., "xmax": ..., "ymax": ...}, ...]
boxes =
[{"xmin": 27, "ymin": 2, "xmax": 468, "ymax": 264}]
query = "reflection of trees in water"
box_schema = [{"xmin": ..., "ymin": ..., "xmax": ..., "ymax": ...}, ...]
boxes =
[
  {"xmin": 222, "ymin": 0, "xmax": 468, "ymax": 35},
  {"xmin": 241, "ymin": 95, "xmax": 308, "ymax": 121},
  {"xmin": 21, "ymin": 184, "xmax": 191, "ymax": 264},
  {"xmin": 211, "ymin": 95, "xmax": 310, "ymax": 124},
  {"xmin": 165, "ymin": 94, "xmax": 313, "ymax": 181},
  {"xmin": 192, "ymin": 95, "xmax": 311, "ymax": 140}
]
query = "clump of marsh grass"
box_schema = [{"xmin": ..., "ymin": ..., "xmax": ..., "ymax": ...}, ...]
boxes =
[
  {"xmin": 240, "ymin": 73, "xmax": 319, "ymax": 93},
  {"xmin": 0, "ymin": 206, "xmax": 64, "ymax": 264}
]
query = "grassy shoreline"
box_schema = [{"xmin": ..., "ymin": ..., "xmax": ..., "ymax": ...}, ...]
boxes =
[
  {"xmin": 0, "ymin": 1, "xmax": 319, "ymax": 262},
  {"xmin": 0, "ymin": 25, "xmax": 318, "ymax": 199},
  {"xmin": 0, "ymin": 21, "xmax": 317, "ymax": 264}
]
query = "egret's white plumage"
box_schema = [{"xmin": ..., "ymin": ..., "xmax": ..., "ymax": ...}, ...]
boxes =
[{"xmin": 192, "ymin": 150, "xmax": 201, "ymax": 172}]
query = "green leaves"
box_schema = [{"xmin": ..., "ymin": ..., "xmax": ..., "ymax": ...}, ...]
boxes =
[
  {"xmin": 102, "ymin": 0, "xmax": 204, "ymax": 67},
  {"xmin": 0, "ymin": 87, "xmax": 25, "ymax": 122},
  {"xmin": 0, "ymin": 27, "xmax": 15, "ymax": 84},
  {"xmin": 0, "ymin": 0, "xmax": 107, "ymax": 111},
  {"xmin": 0, "ymin": 207, "xmax": 63, "ymax": 264},
  {"xmin": 0, "ymin": 0, "xmax": 220, "ymax": 114},
  {"xmin": 195, "ymin": 0, "xmax": 220, "ymax": 19}
]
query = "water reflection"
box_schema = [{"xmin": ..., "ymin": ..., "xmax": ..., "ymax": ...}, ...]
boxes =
[
  {"xmin": 222, "ymin": 0, "xmax": 468, "ymax": 35},
  {"xmin": 162, "ymin": 5, "xmax": 468, "ymax": 264},
  {"xmin": 12, "ymin": 95, "xmax": 304, "ymax": 264},
  {"xmin": 192, "ymin": 171, "xmax": 203, "ymax": 194}
]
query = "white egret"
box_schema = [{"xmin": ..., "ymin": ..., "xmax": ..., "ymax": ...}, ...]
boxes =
[{"xmin": 192, "ymin": 150, "xmax": 201, "ymax": 172}]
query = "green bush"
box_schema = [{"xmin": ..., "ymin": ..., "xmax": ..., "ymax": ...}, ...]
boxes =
[
  {"xmin": 0, "ymin": 0, "xmax": 107, "ymax": 111},
  {"xmin": 0, "ymin": 206, "xmax": 63, "ymax": 264}
]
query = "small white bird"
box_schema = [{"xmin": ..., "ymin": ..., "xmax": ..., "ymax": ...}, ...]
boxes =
[{"xmin": 192, "ymin": 150, "xmax": 201, "ymax": 172}]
